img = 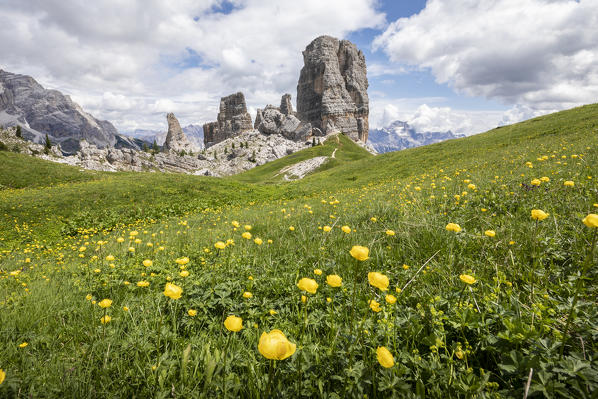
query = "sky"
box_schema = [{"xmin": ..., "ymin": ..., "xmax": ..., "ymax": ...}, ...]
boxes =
[{"xmin": 0, "ymin": 0, "xmax": 597, "ymax": 136}]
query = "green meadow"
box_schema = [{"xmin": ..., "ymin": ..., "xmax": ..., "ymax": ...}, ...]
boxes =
[{"xmin": 0, "ymin": 104, "xmax": 597, "ymax": 398}]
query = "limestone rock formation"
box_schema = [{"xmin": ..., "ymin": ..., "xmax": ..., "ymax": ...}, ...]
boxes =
[
  {"xmin": 0, "ymin": 69, "xmax": 139, "ymax": 154},
  {"xmin": 203, "ymin": 92, "xmax": 252, "ymax": 148},
  {"xmin": 296, "ymin": 36, "xmax": 369, "ymax": 142},
  {"xmin": 254, "ymin": 94, "xmax": 311, "ymax": 142},
  {"xmin": 164, "ymin": 113, "xmax": 194, "ymax": 153}
]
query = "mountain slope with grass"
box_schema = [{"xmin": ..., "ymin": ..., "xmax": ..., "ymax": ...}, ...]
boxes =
[{"xmin": 0, "ymin": 104, "xmax": 597, "ymax": 397}]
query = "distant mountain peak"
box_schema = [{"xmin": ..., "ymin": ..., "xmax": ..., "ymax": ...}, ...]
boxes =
[{"xmin": 368, "ymin": 120, "xmax": 464, "ymax": 153}]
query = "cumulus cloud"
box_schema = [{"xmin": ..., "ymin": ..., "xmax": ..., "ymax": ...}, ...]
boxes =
[
  {"xmin": 0, "ymin": 0, "xmax": 385, "ymax": 132},
  {"xmin": 373, "ymin": 0, "xmax": 598, "ymax": 112}
]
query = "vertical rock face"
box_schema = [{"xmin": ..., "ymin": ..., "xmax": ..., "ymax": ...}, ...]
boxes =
[
  {"xmin": 164, "ymin": 113, "xmax": 194, "ymax": 153},
  {"xmin": 296, "ymin": 36, "xmax": 369, "ymax": 142},
  {"xmin": 280, "ymin": 93, "xmax": 293, "ymax": 116},
  {"xmin": 203, "ymin": 92, "xmax": 252, "ymax": 148}
]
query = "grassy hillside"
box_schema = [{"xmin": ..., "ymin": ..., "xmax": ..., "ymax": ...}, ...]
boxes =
[{"xmin": 0, "ymin": 104, "xmax": 597, "ymax": 397}]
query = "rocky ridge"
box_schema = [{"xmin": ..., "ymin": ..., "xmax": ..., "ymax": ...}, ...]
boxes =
[
  {"xmin": 203, "ymin": 92, "xmax": 253, "ymax": 148},
  {"xmin": 254, "ymin": 94, "xmax": 312, "ymax": 142}
]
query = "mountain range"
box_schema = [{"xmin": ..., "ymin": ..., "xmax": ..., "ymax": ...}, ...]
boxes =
[
  {"xmin": 368, "ymin": 120, "xmax": 465, "ymax": 153},
  {"xmin": 125, "ymin": 125, "xmax": 204, "ymax": 149}
]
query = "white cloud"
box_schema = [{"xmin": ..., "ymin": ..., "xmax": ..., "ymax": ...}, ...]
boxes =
[
  {"xmin": 0, "ymin": 0, "xmax": 385, "ymax": 132},
  {"xmin": 373, "ymin": 0, "xmax": 598, "ymax": 112}
]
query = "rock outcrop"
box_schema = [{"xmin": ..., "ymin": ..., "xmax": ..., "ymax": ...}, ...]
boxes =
[
  {"xmin": 0, "ymin": 69, "xmax": 139, "ymax": 154},
  {"xmin": 254, "ymin": 94, "xmax": 312, "ymax": 142},
  {"xmin": 203, "ymin": 92, "xmax": 252, "ymax": 148},
  {"xmin": 296, "ymin": 36, "xmax": 369, "ymax": 142},
  {"xmin": 164, "ymin": 113, "xmax": 194, "ymax": 153}
]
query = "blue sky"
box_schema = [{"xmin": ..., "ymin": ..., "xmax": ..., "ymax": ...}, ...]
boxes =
[{"xmin": 1, "ymin": 0, "xmax": 596, "ymax": 135}]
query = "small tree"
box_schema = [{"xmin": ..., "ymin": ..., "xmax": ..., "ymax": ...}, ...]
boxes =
[
  {"xmin": 44, "ymin": 134, "xmax": 52, "ymax": 154},
  {"xmin": 143, "ymin": 143, "xmax": 149, "ymax": 152},
  {"xmin": 16, "ymin": 125, "xmax": 22, "ymax": 138},
  {"xmin": 224, "ymin": 147, "xmax": 228, "ymax": 154},
  {"xmin": 317, "ymin": 138, "xmax": 321, "ymax": 145},
  {"xmin": 312, "ymin": 137, "xmax": 316, "ymax": 147},
  {"xmin": 232, "ymin": 142, "xmax": 235, "ymax": 149},
  {"xmin": 152, "ymin": 140, "xmax": 159, "ymax": 154}
]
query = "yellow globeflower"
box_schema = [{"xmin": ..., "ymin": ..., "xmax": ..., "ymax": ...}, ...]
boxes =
[
  {"xmin": 370, "ymin": 217, "xmax": 377, "ymax": 222},
  {"xmin": 323, "ymin": 225, "xmax": 332, "ymax": 232},
  {"xmin": 18, "ymin": 342, "xmax": 28, "ymax": 348},
  {"xmin": 242, "ymin": 232, "xmax": 252, "ymax": 240},
  {"xmin": 188, "ymin": 309, "xmax": 197, "ymax": 317},
  {"xmin": 459, "ymin": 274, "xmax": 476, "ymax": 285},
  {"xmin": 531, "ymin": 209, "xmax": 549, "ymax": 221},
  {"xmin": 386, "ymin": 230, "xmax": 395, "ymax": 236},
  {"xmin": 142, "ymin": 259, "xmax": 153, "ymax": 267},
  {"xmin": 341, "ymin": 225, "xmax": 351, "ymax": 234},
  {"xmin": 180, "ymin": 270, "xmax": 190, "ymax": 277},
  {"xmin": 540, "ymin": 176, "xmax": 550, "ymax": 182},
  {"xmin": 376, "ymin": 346, "xmax": 395, "ymax": 368},
  {"xmin": 163, "ymin": 283, "xmax": 183, "ymax": 300},
  {"xmin": 289, "ymin": 226, "xmax": 295, "ymax": 231},
  {"xmin": 564, "ymin": 180, "xmax": 574, "ymax": 187},
  {"xmin": 231, "ymin": 221, "xmax": 240, "ymax": 228},
  {"xmin": 530, "ymin": 178, "xmax": 541, "ymax": 186},
  {"xmin": 244, "ymin": 225, "xmax": 252, "ymax": 231},
  {"xmin": 100, "ymin": 315, "xmax": 111, "ymax": 324},
  {"xmin": 350, "ymin": 245, "xmax": 369, "ymax": 261},
  {"xmin": 369, "ymin": 299, "xmax": 382, "ymax": 312},
  {"xmin": 85, "ymin": 294, "xmax": 93, "ymax": 301},
  {"xmin": 368, "ymin": 272, "xmax": 389, "ymax": 291},
  {"xmin": 467, "ymin": 183, "xmax": 476, "ymax": 190},
  {"xmin": 385, "ymin": 294, "xmax": 397, "ymax": 304},
  {"xmin": 137, "ymin": 280, "xmax": 150, "ymax": 287},
  {"xmin": 297, "ymin": 278, "xmax": 318, "ymax": 294},
  {"xmin": 224, "ymin": 315, "xmax": 243, "ymax": 332},
  {"xmin": 313, "ymin": 269, "xmax": 323, "ymax": 276},
  {"xmin": 214, "ymin": 241, "xmax": 226, "ymax": 249},
  {"xmin": 254, "ymin": 238, "xmax": 263, "ymax": 245},
  {"xmin": 116, "ymin": 237, "xmax": 125, "ymax": 243},
  {"xmin": 582, "ymin": 214, "xmax": 598, "ymax": 228},
  {"xmin": 445, "ymin": 223, "xmax": 462, "ymax": 233},
  {"xmin": 484, "ymin": 230, "xmax": 496, "ymax": 237},
  {"xmin": 175, "ymin": 257, "xmax": 189, "ymax": 265},
  {"xmin": 243, "ymin": 291, "xmax": 253, "ymax": 299},
  {"xmin": 105, "ymin": 255, "xmax": 115, "ymax": 261},
  {"xmin": 0, "ymin": 368, "xmax": 5, "ymax": 385},
  {"xmin": 326, "ymin": 274, "xmax": 342, "ymax": 287},
  {"xmin": 258, "ymin": 330, "xmax": 296, "ymax": 360},
  {"xmin": 98, "ymin": 299, "xmax": 112, "ymax": 308}
]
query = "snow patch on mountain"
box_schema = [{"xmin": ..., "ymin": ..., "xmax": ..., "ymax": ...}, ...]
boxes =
[{"xmin": 368, "ymin": 120, "xmax": 465, "ymax": 153}]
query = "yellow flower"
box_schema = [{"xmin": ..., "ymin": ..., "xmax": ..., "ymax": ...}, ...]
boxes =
[
  {"xmin": 224, "ymin": 315, "xmax": 243, "ymax": 332},
  {"xmin": 98, "ymin": 299, "xmax": 112, "ymax": 308},
  {"xmin": 242, "ymin": 232, "xmax": 252, "ymax": 240},
  {"xmin": 445, "ymin": 223, "xmax": 462, "ymax": 233},
  {"xmin": 79, "ymin": 246, "xmax": 86, "ymax": 252},
  {"xmin": 128, "ymin": 247, "xmax": 135, "ymax": 253},
  {"xmin": 163, "ymin": 283, "xmax": 183, "ymax": 300},
  {"xmin": 531, "ymin": 209, "xmax": 549, "ymax": 221},
  {"xmin": 123, "ymin": 306, "xmax": 129, "ymax": 312},
  {"xmin": 254, "ymin": 238, "xmax": 263, "ymax": 245},
  {"xmin": 93, "ymin": 268, "xmax": 101, "ymax": 273},
  {"xmin": 105, "ymin": 255, "xmax": 115, "ymax": 261},
  {"xmin": 0, "ymin": 368, "xmax": 5, "ymax": 385},
  {"xmin": 137, "ymin": 280, "xmax": 150, "ymax": 287},
  {"xmin": 244, "ymin": 225, "xmax": 252, "ymax": 231},
  {"xmin": 100, "ymin": 315, "xmax": 111, "ymax": 324},
  {"xmin": 370, "ymin": 217, "xmax": 377, "ymax": 222},
  {"xmin": 142, "ymin": 259, "xmax": 153, "ymax": 267},
  {"xmin": 540, "ymin": 176, "xmax": 550, "ymax": 182},
  {"xmin": 231, "ymin": 220, "xmax": 240, "ymax": 228},
  {"xmin": 175, "ymin": 257, "xmax": 189, "ymax": 265},
  {"xmin": 188, "ymin": 309, "xmax": 197, "ymax": 317},
  {"xmin": 386, "ymin": 230, "xmax": 395, "ymax": 236},
  {"xmin": 467, "ymin": 183, "xmax": 476, "ymax": 190},
  {"xmin": 269, "ymin": 309, "xmax": 277, "ymax": 315},
  {"xmin": 564, "ymin": 180, "xmax": 574, "ymax": 187},
  {"xmin": 180, "ymin": 270, "xmax": 190, "ymax": 277},
  {"xmin": 459, "ymin": 274, "xmax": 476, "ymax": 285},
  {"xmin": 369, "ymin": 299, "xmax": 382, "ymax": 312},
  {"xmin": 376, "ymin": 346, "xmax": 395, "ymax": 368},
  {"xmin": 326, "ymin": 274, "xmax": 342, "ymax": 287},
  {"xmin": 326, "ymin": 297, "xmax": 332, "ymax": 303},
  {"xmin": 484, "ymin": 230, "xmax": 496, "ymax": 237},
  {"xmin": 323, "ymin": 225, "xmax": 332, "ymax": 232},
  {"xmin": 530, "ymin": 178, "xmax": 541, "ymax": 186},
  {"xmin": 350, "ymin": 245, "xmax": 369, "ymax": 261},
  {"xmin": 18, "ymin": 342, "xmax": 28, "ymax": 348},
  {"xmin": 297, "ymin": 278, "xmax": 318, "ymax": 294},
  {"xmin": 301, "ymin": 295, "xmax": 307, "ymax": 303},
  {"xmin": 402, "ymin": 264, "xmax": 409, "ymax": 270},
  {"xmin": 582, "ymin": 214, "xmax": 598, "ymax": 228},
  {"xmin": 385, "ymin": 295, "xmax": 397, "ymax": 304},
  {"xmin": 289, "ymin": 226, "xmax": 295, "ymax": 231},
  {"xmin": 258, "ymin": 330, "xmax": 296, "ymax": 360},
  {"xmin": 243, "ymin": 291, "xmax": 253, "ymax": 299},
  {"xmin": 341, "ymin": 225, "xmax": 351, "ymax": 234},
  {"xmin": 368, "ymin": 272, "xmax": 389, "ymax": 291},
  {"xmin": 116, "ymin": 237, "xmax": 125, "ymax": 243},
  {"xmin": 313, "ymin": 269, "xmax": 323, "ymax": 276},
  {"xmin": 85, "ymin": 294, "xmax": 92, "ymax": 301},
  {"xmin": 214, "ymin": 241, "xmax": 226, "ymax": 249}
]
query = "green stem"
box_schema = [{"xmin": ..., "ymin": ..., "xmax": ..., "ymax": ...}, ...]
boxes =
[
  {"xmin": 222, "ymin": 334, "xmax": 231, "ymax": 397},
  {"xmin": 266, "ymin": 360, "xmax": 275, "ymax": 398},
  {"xmin": 559, "ymin": 229, "xmax": 597, "ymax": 359}
]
